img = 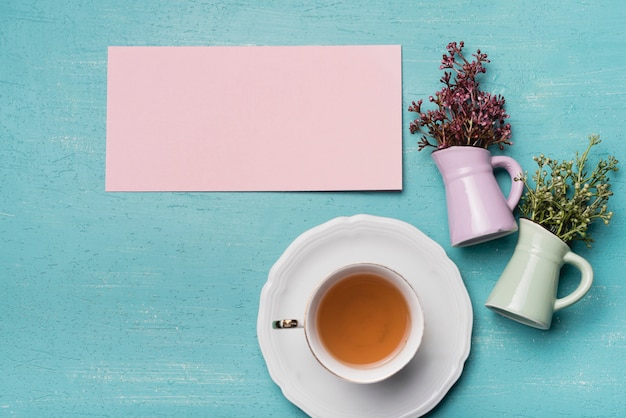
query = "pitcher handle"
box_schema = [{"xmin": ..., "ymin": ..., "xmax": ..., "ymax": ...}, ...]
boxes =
[
  {"xmin": 491, "ymin": 156, "xmax": 524, "ymax": 211},
  {"xmin": 554, "ymin": 251, "xmax": 594, "ymax": 311}
]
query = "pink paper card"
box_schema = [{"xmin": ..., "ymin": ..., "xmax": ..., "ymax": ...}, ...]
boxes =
[{"xmin": 106, "ymin": 45, "xmax": 402, "ymax": 191}]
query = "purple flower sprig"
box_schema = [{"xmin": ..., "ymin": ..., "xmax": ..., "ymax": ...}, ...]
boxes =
[{"xmin": 409, "ymin": 41, "xmax": 512, "ymax": 151}]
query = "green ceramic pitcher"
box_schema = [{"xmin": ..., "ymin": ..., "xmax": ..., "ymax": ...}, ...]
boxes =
[{"xmin": 485, "ymin": 218, "xmax": 593, "ymax": 330}]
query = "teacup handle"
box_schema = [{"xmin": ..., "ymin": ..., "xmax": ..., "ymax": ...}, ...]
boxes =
[
  {"xmin": 272, "ymin": 319, "xmax": 303, "ymax": 329},
  {"xmin": 554, "ymin": 251, "xmax": 594, "ymax": 311},
  {"xmin": 491, "ymin": 156, "xmax": 524, "ymax": 211}
]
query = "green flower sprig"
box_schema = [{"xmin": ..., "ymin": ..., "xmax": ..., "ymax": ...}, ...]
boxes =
[{"xmin": 516, "ymin": 134, "xmax": 618, "ymax": 247}]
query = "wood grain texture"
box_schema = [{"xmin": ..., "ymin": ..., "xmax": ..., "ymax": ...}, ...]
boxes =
[{"xmin": 1, "ymin": 0, "xmax": 625, "ymax": 416}]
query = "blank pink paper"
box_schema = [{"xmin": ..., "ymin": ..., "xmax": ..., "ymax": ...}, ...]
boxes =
[{"xmin": 105, "ymin": 45, "xmax": 402, "ymax": 191}]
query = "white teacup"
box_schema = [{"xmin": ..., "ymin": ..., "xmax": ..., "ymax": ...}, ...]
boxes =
[{"xmin": 274, "ymin": 263, "xmax": 424, "ymax": 384}]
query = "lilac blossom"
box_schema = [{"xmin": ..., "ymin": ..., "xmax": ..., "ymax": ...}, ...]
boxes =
[{"xmin": 409, "ymin": 41, "xmax": 512, "ymax": 151}]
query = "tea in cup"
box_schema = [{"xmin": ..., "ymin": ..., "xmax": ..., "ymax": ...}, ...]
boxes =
[{"xmin": 274, "ymin": 263, "xmax": 424, "ymax": 384}]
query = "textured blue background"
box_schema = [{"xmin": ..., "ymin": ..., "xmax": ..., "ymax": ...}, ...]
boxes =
[{"xmin": 1, "ymin": 1, "xmax": 625, "ymax": 417}]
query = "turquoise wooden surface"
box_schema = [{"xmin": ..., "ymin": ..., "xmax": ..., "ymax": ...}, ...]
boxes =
[{"xmin": 1, "ymin": 1, "xmax": 625, "ymax": 416}]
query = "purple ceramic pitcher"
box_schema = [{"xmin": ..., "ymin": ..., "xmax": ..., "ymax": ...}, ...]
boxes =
[{"xmin": 432, "ymin": 146, "xmax": 523, "ymax": 247}]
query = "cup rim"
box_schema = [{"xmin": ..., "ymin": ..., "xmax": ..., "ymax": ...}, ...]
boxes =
[{"xmin": 303, "ymin": 262, "xmax": 424, "ymax": 384}]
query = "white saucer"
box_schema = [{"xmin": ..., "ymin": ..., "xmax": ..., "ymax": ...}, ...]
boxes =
[{"xmin": 257, "ymin": 215, "xmax": 473, "ymax": 418}]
